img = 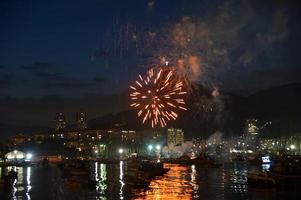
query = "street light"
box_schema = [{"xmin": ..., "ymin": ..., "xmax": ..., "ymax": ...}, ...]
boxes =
[
  {"xmin": 156, "ymin": 145, "xmax": 161, "ymax": 150},
  {"xmin": 290, "ymin": 144, "xmax": 296, "ymax": 150},
  {"xmin": 118, "ymin": 148, "xmax": 124, "ymax": 154},
  {"xmin": 148, "ymin": 145, "xmax": 153, "ymax": 151},
  {"xmin": 26, "ymin": 153, "xmax": 32, "ymax": 160}
]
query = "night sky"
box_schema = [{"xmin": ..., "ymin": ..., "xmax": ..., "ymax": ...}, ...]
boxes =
[{"xmin": 0, "ymin": 0, "xmax": 301, "ymax": 126}]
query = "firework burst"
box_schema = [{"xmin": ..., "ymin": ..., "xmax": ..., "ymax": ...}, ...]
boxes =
[{"xmin": 130, "ymin": 67, "xmax": 187, "ymax": 128}]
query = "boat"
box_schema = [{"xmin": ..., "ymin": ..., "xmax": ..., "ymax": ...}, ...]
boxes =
[
  {"xmin": 166, "ymin": 154, "xmax": 222, "ymax": 168},
  {"xmin": 248, "ymin": 155, "xmax": 273, "ymax": 166},
  {"xmin": 247, "ymin": 172, "xmax": 276, "ymax": 188},
  {"xmin": 124, "ymin": 161, "xmax": 151, "ymax": 188},
  {"xmin": 248, "ymin": 156, "xmax": 301, "ymax": 190},
  {"xmin": 61, "ymin": 159, "xmax": 96, "ymax": 190},
  {"xmin": 140, "ymin": 160, "xmax": 170, "ymax": 176},
  {"xmin": 191, "ymin": 157, "xmax": 222, "ymax": 168},
  {"xmin": 124, "ymin": 160, "xmax": 169, "ymax": 188},
  {"xmin": 268, "ymin": 159, "xmax": 301, "ymax": 190}
]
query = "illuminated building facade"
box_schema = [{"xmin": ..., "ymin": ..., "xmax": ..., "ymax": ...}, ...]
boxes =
[
  {"xmin": 121, "ymin": 130, "xmax": 136, "ymax": 142},
  {"xmin": 9, "ymin": 134, "xmax": 29, "ymax": 146},
  {"xmin": 54, "ymin": 112, "xmax": 66, "ymax": 131},
  {"xmin": 167, "ymin": 128, "xmax": 184, "ymax": 147},
  {"xmin": 242, "ymin": 118, "xmax": 260, "ymax": 152},
  {"xmin": 76, "ymin": 111, "xmax": 87, "ymax": 130}
]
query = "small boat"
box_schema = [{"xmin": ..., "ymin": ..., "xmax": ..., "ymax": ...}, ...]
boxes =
[
  {"xmin": 124, "ymin": 172, "xmax": 151, "ymax": 189},
  {"xmin": 167, "ymin": 155, "xmax": 222, "ymax": 168},
  {"xmin": 61, "ymin": 159, "xmax": 96, "ymax": 190},
  {"xmin": 247, "ymin": 172, "xmax": 276, "ymax": 188},
  {"xmin": 140, "ymin": 161, "xmax": 170, "ymax": 177},
  {"xmin": 123, "ymin": 160, "xmax": 169, "ymax": 189},
  {"xmin": 190, "ymin": 155, "xmax": 222, "ymax": 168}
]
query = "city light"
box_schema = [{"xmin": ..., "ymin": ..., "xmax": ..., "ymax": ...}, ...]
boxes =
[
  {"xmin": 118, "ymin": 148, "xmax": 124, "ymax": 154},
  {"xmin": 148, "ymin": 144, "xmax": 153, "ymax": 151},
  {"xmin": 26, "ymin": 153, "xmax": 33, "ymax": 160},
  {"xmin": 261, "ymin": 156, "xmax": 272, "ymax": 163},
  {"xmin": 290, "ymin": 144, "xmax": 296, "ymax": 150},
  {"xmin": 156, "ymin": 145, "xmax": 161, "ymax": 150}
]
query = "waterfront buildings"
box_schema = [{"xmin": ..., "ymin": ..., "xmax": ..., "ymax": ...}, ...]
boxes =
[{"xmin": 167, "ymin": 128, "xmax": 184, "ymax": 147}]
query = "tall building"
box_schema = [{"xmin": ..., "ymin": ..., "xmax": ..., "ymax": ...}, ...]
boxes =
[
  {"xmin": 167, "ymin": 128, "xmax": 184, "ymax": 147},
  {"xmin": 121, "ymin": 130, "xmax": 136, "ymax": 142},
  {"xmin": 243, "ymin": 118, "xmax": 260, "ymax": 152},
  {"xmin": 54, "ymin": 112, "xmax": 66, "ymax": 131},
  {"xmin": 76, "ymin": 112, "xmax": 87, "ymax": 130},
  {"xmin": 246, "ymin": 119, "xmax": 259, "ymax": 135}
]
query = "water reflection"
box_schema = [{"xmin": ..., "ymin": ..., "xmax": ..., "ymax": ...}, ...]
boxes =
[
  {"xmin": 262, "ymin": 163, "xmax": 271, "ymax": 171},
  {"xmin": 228, "ymin": 163, "xmax": 248, "ymax": 193},
  {"xmin": 119, "ymin": 161, "xmax": 125, "ymax": 200},
  {"xmin": 190, "ymin": 165, "xmax": 199, "ymax": 199},
  {"xmin": 26, "ymin": 167, "xmax": 31, "ymax": 200},
  {"xmin": 97, "ymin": 163, "xmax": 107, "ymax": 198},
  {"xmin": 4, "ymin": 166, "xmax": 31, "ymax": 200},
  {"xmin": 135, "ymin": 164, "xmax": 197, "ymax": 200},
  {"xmin": 1, "ymin": 161, "xmax": 295, "ymax": 200}
]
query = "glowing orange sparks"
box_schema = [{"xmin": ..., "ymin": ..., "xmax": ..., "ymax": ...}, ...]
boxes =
[{"xmin": 129, "ymin": 67, "xmax": 187, "ymax": 128}]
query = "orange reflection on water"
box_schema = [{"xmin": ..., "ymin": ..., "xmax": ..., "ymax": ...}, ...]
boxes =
[{"xmin": 135, "ymin": 164, "xmax": 196, "ymax": 200}]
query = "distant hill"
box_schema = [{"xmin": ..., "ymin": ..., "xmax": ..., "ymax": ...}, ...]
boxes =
[
  {"xmin": 0, "ymin": 123, "xmax": 50, "ymax": 140},
  {"xmin": 87, "ymin": 82, "xmax": 301, "ymax": 139},
  {"xmin": 1, "ymin": 82, "xmax": 300, "ymax": 141},
  {"xmin": 243, "ymin": 82, "xmax": 301, "ymax": 137}
]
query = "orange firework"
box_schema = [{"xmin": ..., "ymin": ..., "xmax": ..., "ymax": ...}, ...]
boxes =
[{"xmin": 130, "ymin": 67, "xmax": 187, "ymax": 128}]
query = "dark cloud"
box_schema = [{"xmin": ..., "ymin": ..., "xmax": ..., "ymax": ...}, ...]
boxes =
[
  {"xmin": 0, "ymin": 72, "xmax": 16, "ymax": 88},
  {"xmin": 20, "ymin": 62, "xmax": 60, "ymax": 79},
  {"xmin": 34, "ymin": 71, "xmax": 60, "ymax": 79},
  {"xmin": 44, "ymin": 77, "xmax": 92, "ymax": 89},
  {"xmin": 19, "ymin": 62, "xmax": 92, "ymax": 89},
  {"xmin": 20, "ymin": 62, "xmax": 52, "ymax": 70},
  {"xmin": 222, "ymin": 66, "xmax": 301, "ymax": 95},
  {"xmin": 0, "ymin": 93, "xmax": 129, "ymax": 126},
  {"xmin": 94, "ymin": 77, "xmax": 105, "ymax": 83},
  {"xmin": 0, "ymin": 65, "xmax": 7, "ymax": 70}
]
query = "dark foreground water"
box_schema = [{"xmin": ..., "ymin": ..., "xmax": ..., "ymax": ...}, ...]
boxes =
[{"xmin": 0, "ymin": 162, "xmax": 300, "ymax": 200}]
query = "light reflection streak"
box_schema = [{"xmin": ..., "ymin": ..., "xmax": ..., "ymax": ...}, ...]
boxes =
[
  {"xmin": 12, "ymin": 179, "xmax": 17, "ymax": 200},
  {"xmin": 26, "ymin": 167, "xmax": 31, "ymax": 200},
  {"xmin": 97, "ymin": 163, "xmax": 107, "ymax": 197},
  {"xmin": 7, "ymin": 166, "xmax": 18, "ymax": 200},
  {"xmin": 262, "ymin": 164, "xmax": 271, "ymax": 172},
  {"xmin": 95, "ymin": 162, "xmax": 99, "ymax": 181},
  {"xmin": 119, "ymin": 161, "xmax": 125, "ymax": 200},
  {"xmin": 229, "ymin": 163, "xmax": 248, "ymax": 193},
  {"xmin": 190, "ymin": 165, "xmax": 199, "ymax": 199}
]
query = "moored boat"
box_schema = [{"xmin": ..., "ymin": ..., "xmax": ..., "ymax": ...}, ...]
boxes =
[{"xmin": 247, "ymin": 172, "xmax": 276, "ymax": 188}]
